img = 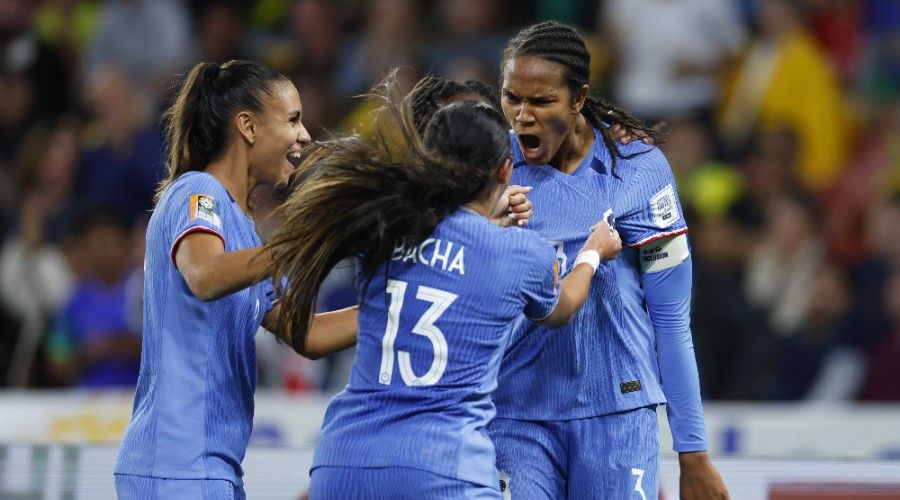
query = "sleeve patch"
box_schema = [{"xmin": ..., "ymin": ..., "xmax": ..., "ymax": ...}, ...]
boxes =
[
  {"xmin": 190, "ymin": 194, "xmax": 221, "ymax": 228},
  {"xmin": 650, "ymin": 184, "xmax": 680, "ymax": 229},
  {"xmin": 639, "ymin": 234, "xmax": 690, "ymax": 273}
]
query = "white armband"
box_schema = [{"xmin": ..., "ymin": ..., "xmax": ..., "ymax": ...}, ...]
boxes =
[
  {"xmin": 639, "ymin": 234, "xmax": 690, "ymax": 273},
  {"xmin": 573, "ymin": 250, "xmax": 600, "ymax": 275}
]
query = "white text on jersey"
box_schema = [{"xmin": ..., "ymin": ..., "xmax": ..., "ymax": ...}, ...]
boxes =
[{"xmin": 391, "ymin": 238, "xmax": 466, "ymax": 275}]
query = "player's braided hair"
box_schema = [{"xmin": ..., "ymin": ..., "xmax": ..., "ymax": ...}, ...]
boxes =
[
  {"xmin": 267, "ymin": 70, "xmax": 511, "ymax": 352},
  {"xmin": 410, "ymin": 77, "xmax": 502, "ymax": 134},
  {"xmin": 410, "ymin": 77, "xmax": 464, "ymax": 134},
  {"xmin": 502, "ymin": 21, "xmax": 666, "ymax": 170},
  {"xmin": 156, "ymin": 60, "xmax": 290, "ymax": 201},
  {"xmin": 459, "ymin": 79, "xmax": 501, "ymax": 111}
]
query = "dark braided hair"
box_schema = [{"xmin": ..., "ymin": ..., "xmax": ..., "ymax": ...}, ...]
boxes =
[
  {"xmin": 502, "ymin": 21, "xmax": 666, "ymax": 171},
  {"xmin": 458, "ymin": 80, "xmax": 501, "ymax": 111},
  {"xmin": 410, "ymin": 76, "xmax": 502, "ymax": 134}
]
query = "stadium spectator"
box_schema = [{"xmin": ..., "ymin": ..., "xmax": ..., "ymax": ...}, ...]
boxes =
[
  {"xmin": 601, "ymin": 0, "xmax": 745, "ymax": 124},
  {"xmin": 334, "ymin": 0, "xmax": 422, "ymax": 100},
  {"xmin": 190, "ymin": 1, "xmax": 252, "ymax": 65},
  {"xmin": 858, "ymin": 268, "xmax": 900, "ymax": 401},
  {"xmin": 78, "ymin": 66, "xmax": 166, "ymax": 224},
  {"xmin": 0, "ymin": 120, "xmax": 79, "ymax": 386},
  {"xmin": 82, "ymin": 0, "xmax": 191, "ymax": 108},
  {"xmin": 772, "ymin": 262, "xmax": 854, "ymax": 400},
  {"xmin": 744, "ymin": 196, "xmax": 826, "ymax": 337},
  {"xmin": 426, "ymin": 0, "xmax": 507, "ymax": 83},
  {"xmin": 45, "ymin": 209, "xmax": 141, "ymax": 389},
  {"xmin": 718, "ymin": 0, "xmax": 849, "ymax": 192}
]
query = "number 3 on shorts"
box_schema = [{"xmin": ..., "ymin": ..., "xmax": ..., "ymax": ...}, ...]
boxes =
[{"xmin": 631, "ymin": 468, "xmax": 647, "ymax": 500}]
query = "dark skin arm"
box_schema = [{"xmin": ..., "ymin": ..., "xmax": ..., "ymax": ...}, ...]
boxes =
[
  {"xmin": 538, "ymin": 221, "xmax": 622, "ymax": 328},
  {"xmin": 679, "ymin": 451, "xmax": 730, "ymax": 499}
]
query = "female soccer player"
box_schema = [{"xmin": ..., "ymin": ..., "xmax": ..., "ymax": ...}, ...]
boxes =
[
  {"xmin": 488, "ymin": 21, "xmax": 730, "ymax": 499},
  {"xmin": 113, "ymin": 60, "xmax": 357, "ymax": 499},
  {"xmin": 266, "ymin": 77, "xmax": 622, "ymax": 499}
]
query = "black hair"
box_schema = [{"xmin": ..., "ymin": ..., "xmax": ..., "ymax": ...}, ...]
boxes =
[
  {"xmin": 156, "ymin": 60, "xmax": 291, "ymax": 200},
  {"xmin": 266, "ymin": 73, "xmax": 510, "ymax": 352},
  {"xmin": 410, "ymin": 76, "xmax": 502, "ymax": 135},
  {"xmin": 502, "ymin": 21, "xmax": 667, "ymax": 171}
]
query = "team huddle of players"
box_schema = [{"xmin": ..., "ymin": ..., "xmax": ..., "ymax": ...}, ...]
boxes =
[{"xmin": 112, "ymin": 21, "xmax": 729, "ymax": 500}]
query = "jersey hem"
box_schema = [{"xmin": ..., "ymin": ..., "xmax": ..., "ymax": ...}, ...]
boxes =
[
  {"xmin": 113, "ymin": 471, "xmax": 243, "ymax": 487},
  {"xmin": 309, "ymin": 463, "xmax": 498, "ymax": 490},
  {"xmin": 493, "ymin": 398, "xmax": 666, "ymax": 422},
  {"xmin": 629, "ymin": 227, "xmax": 689, "ymax": 248}
]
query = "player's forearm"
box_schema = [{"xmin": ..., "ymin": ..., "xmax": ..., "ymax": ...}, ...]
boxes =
[
  {"xmin": 643, "ymin": 256, "xmax": 708, "ymax": 452},
  {"xmin": 182, "ymin": 247, "xmax": 272, "ymax": 301},
  {"xmin": 304, "ymin": 306, "xmax": 359, "ymax": 359},
  {"xmin": 264, "ymin": 305, "xmax": 359, "ymax": 359},
  {"xmin": 539, "ymin": 263, "xmax": 593, "ymax": 328}
]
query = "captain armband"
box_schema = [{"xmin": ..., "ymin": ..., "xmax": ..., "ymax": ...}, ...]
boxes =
[{"xmin": 638, "ymin": 234, "xmax": 690, "ymax": 273}]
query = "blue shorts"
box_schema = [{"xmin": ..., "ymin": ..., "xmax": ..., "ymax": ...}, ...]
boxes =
[
  {"xmin": 114, "ymin": 474, "xmax": 244, "ymax": 500},
  {"xmin": 488, "ymin": 406, "xmax": 659, "ymax": 500},
  {"xmin": 309, "ymin": 466, "xmax": 501, "ymax": 500}
]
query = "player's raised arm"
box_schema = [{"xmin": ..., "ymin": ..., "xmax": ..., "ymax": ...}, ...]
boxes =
[{"xmin": 538, "ymin": 220, "xmax": 622, "ymax": 328}]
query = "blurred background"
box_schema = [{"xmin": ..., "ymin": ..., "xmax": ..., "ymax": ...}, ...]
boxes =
[{"xmin": 0, "ymin": 0, "xmax": 898, "ymax": 498}]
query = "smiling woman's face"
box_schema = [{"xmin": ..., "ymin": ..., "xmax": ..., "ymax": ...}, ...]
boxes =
[
  {"xmin": 501, "ymin": 54, "xmax": 580, "ymax": 165},
  {"xmin": 249, "ymin": 80, "xmax": 311, "ymax": 186}
]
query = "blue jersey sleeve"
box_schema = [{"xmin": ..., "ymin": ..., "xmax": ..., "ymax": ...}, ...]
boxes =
[
  {"xmin": 166, "ymin": 174, "xmax": 228, "ymax": 265},
  {"xmin": 520, "ymin": 233, "xmax": 560, "ymax": 321},
  {"xmin": 615, "ymin": 148, "xmax": 688, "ymax": 247},
  {"xmin": 642, "ymin": 255, "xmax": 708, "ymax": 452}
]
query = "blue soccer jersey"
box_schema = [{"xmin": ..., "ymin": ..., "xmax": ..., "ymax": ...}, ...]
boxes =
[
  {"xmin": 310, "ymin": 209, "xmax": 559, "ymax": 489},
  {"xmin": 494, "ymin": 129, "xmax": 691, "ymax": 423},
  {"xmin": 115, "ymin": 172, "xmax": 271, "ymax": 486}
]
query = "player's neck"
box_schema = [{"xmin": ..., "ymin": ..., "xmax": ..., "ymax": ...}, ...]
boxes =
[
  {"xmin": 549, "ymin": 114, "xmax": 594, "ymax": 175},
  {"xmin": 205, "ymin": 146, "xmax": 251, "ymax": 212},
  {"xmin": 463, "ymin": 195, "xmax": 495, "ymax": 219}
]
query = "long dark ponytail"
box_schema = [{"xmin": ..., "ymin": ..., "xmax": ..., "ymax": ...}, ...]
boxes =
[
  {"xmin": 266, "ymin": 72, "xmax": 511, "ymax": 352},
  {"xmin": 157, "ymin": 60, "xmax": 290, "ymax": 201},
  {"xmin": 502, "ymin": 21, "xmax": 667, "ymax": 171}
]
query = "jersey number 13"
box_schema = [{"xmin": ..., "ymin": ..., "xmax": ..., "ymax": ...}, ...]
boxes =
[{"xmin": 379, "ymin": 279, "xmax": 457, "ymax": 387}]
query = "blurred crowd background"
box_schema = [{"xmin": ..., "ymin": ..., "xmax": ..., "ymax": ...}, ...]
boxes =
[{"xmin": 0, "ymin": 0, "xmax": 897, "ymax": 403}]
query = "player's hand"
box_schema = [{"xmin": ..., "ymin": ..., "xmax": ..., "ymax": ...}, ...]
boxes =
[
  {"xmin": 492, "ymin": 185, "xmax": 532, "ymax": 226},
  {"xmin": 580, "ymin": 221, "xmax": 621, "ymax": 262},
  {"xmin": 679, "ymin": 451, "xmax": 730, "ymax": 500},
  {"xmin": 608, "ymin": 123, "xmax": 653, "ymax": 145}
]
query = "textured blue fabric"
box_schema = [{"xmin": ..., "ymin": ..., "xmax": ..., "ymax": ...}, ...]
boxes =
[
  {"xmin": 495, "ymin": 128, "xmax": 706, "ymax": 454},
  {"xmin": 115, "ymin": 172, "xmax": 269, "ymax": 485},
  {"xmin": 311, "ymin": 210, "xmax": 558, "ymax": 488},
  {"xmin": 114, "ymin": 474, "xmax": 244, "ymax": 500},
  {"xmin": 309, "ymin": 466, "xmax": 501, "ymax": 500},
  {"xmin": 643, "ymin": 255, "xmax": 707, "ymax": 451},
  {"xmin": 489, "ymin": 407, "xmax": 659, "ymax": 500}
]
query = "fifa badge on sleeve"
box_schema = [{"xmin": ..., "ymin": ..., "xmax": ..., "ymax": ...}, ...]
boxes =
[{"xmin": 190, "ymin": 194, "xmax": 222, "ymax": 228}]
